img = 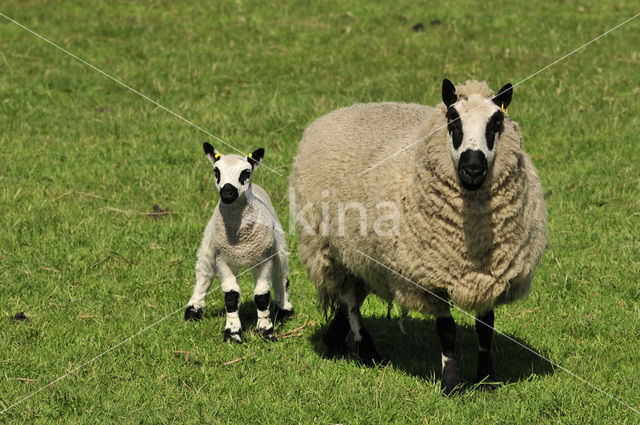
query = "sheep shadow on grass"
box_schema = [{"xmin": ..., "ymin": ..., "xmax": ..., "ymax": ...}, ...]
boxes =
[{"xmin": 309, "ymin": 314, "xmax": 554, "ymax": 385}]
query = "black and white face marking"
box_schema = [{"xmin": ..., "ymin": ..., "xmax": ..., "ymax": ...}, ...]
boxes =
[
  {"xmin": 203, "ymin": 143, "xmax": 264, "ymax": 204},
  {"xmin": 484, "ymin": 111, "xmax": 504, "ymax": 151},
  {"xmin": 441, "ymin": 79, "xmax": 513, "ymax": 191},
  {"xmin": 445, "ymin": 107, "xmax": 463, "ymax": 150}
]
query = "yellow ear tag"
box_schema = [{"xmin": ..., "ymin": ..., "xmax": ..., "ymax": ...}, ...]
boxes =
[
  {"xmin": 248, "ymin": 152, "xmax": 253, "ymax": 158},
  {"xmin": 501, "ymin": 103, "xmax": 508, "ymax": 114},
  {"xmin": 214, "ymin": 153, "xmax": 221, "ymax": 160}
]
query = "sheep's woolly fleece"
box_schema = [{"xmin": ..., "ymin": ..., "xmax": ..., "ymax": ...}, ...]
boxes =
[{"xmin": 291, "ymin": 80, "xmax": 547, "ymax": 315}]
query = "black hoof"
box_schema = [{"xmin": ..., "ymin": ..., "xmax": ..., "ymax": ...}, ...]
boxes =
[
  {"xmin": 475, "ymin": 374, "xmax": 500, "ymax": 392},
  {"xmin": 223, "ymin": 329, "xmax": 242, "ymax": 344},
  {"xmin": 324, "ymin": 321, "xmax": 349, "ymax": 358},
  {"xmin": 355, "ymin": 328, "xmax": 383, "ymax": 366},
  {"xmin": 441, "ymin": 362, "xmax": 463, "ymax": 396},
  {"xmin": 184, "ymin": 306, "xmax": 203, "ymax": 321},
  {"xmin": 259, "ymin": 327, "xmax": 277, "ymax": 342},
  {"xmin": 356, "ymin": 348, "xmax": 385, "ymax": 367},
  {"xmin": 324, "ymin": 335, "xmax": 348, "ymax": 358},
  {"xmin": 274, "ymin": 306, "xmax": 294, "ymax": 322}
]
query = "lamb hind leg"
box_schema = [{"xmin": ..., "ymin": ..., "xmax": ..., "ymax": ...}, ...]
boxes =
[
  {"xmin": 272, "ymin": 252, "xmax": 293, "ymax": 322},
  {"xmin": 273, "ymin": 277, "xmax": 294, "ymax": 322},
  {"xmin": 475, "ymin": 309, "xmax": 498, "ymax": 390},
  {"xmin": 436, "ymin": 312, "xmax": 462, "ymax": 395}
]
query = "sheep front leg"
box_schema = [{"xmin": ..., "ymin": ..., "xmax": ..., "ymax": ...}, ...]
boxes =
[
  {"xmin": 475, "ymin": 309, "xmax": 498, "ymax": 389},
  {"xmin": 252, "ymin": 260, "xmax": 276, "ymax": 342},
  {"xmin": 436, "ymin": 312, "xmax": 462, "ymax": 395},
  {"xmin": 218, "ymin": 259, "xmax": 243, "ymax": 344}
]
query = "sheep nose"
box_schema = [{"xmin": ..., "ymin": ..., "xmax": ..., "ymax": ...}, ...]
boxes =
[
  {"xmin": 458, "ymin": 150, "xmax": 488, "ymax": 190},
  {"xmin": 462, "ymin": 163, "xmax": 486, "ymax": 179},
  {"xmin": 220, "ymin": 183, "xmax": 238, "ymax": 204}
]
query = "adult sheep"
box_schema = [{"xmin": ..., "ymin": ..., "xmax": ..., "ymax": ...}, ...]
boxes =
[{"xmin": 290, "ymin": 79, "xmax": 547, "ymax": 393}]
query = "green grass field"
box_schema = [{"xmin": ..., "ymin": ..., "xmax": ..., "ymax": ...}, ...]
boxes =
[{"xmin": 1, "ymin": 1, "xmax": 639, "ymax": 423}]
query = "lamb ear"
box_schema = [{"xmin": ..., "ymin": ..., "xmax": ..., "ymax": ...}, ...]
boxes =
[
  {"xmin": 442, "ymin": 79, "xmax": 457, "ymax": 108},
  {"xmin": 493, "ymin": 83, "xmax": 513, "ymax": 110},
  {"xmin": 203, "ymin": 142, "xmax": 221, "ymax": 164},
  {"xmin": 248, "ymin": 148, "xmax": 264, "ymax": 169}
]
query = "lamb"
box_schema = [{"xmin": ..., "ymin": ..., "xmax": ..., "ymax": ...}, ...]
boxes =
[
  {"xmin": 290, "ymin": 79, "xmax": 547, "ymax": 393},
  {"xmin": 185, "ymin": 143, "xmax": 293, "ymax": 343}
]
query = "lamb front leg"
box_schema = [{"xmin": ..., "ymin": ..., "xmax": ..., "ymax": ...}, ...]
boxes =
[
  {"xmin": 218, "ymin": 259, "xmax": 243, "ymax": 343},
  {"xmin": 252, "ymin": 260, "xmax": 276, "ymax": 341}
]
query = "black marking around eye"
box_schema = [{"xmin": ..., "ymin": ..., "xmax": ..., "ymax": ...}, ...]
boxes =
[
  {"xmin": 485, "ymin": 111, "xmax": 504, "ymax": 150},
  {"xmin": 446, "ymin": 107, "xmax": 463, "ymax": 150},
  {"xmin": 214, "ymin": 167, "xmax": 220, "ymax": 184},
  {"xmin": 239, "ymin": 169, "xmax": 251, "ymax": 185}
]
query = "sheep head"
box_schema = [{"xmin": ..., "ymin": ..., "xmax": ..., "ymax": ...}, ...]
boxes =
[{"xmin": 441, "ymin": 79, "xmax": 513, "ymax": 191}]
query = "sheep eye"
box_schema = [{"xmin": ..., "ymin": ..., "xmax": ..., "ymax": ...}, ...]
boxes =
[
  {"xmin": 445, "ymin": 108, "xmax": 463, "ymax": 150},
  {"xmin": 239, "ymin": 169, "xmax": 251, "ymax": 185},
  {"xmin": 214, "ymin": 167, "xmax": 220, "ymax": 183},
  {"xmin": 485, "ymin": 111, "xmax": 505, "ymax": 150}
]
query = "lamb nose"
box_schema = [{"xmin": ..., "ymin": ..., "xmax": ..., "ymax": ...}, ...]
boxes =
[{"xmin": 220, "ymin": 183, "xmax": 237, "ymax": 194}]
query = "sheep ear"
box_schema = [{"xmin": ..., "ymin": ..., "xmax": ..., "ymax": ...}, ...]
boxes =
[
  {"xmin": 442, "ymin": 79, "xmax": 457, "ymax": 108},
  {"xmin": 493, "ymin": 83, "xmax": 513, "ymax": 111},
  {"xmin": 203, "ymin": 142, "xmax": 221, "ymax": 164},
  {"xmin": 248, "ymin": 148, "xmax": 264, "ymax": 169}
]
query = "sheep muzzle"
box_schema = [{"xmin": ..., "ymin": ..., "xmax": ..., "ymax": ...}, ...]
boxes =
[
  {"xmin": 458, "ymin": 150, "xmax": 488, "ymax": 191},
  {"xmin": 220, "ymin": 183, "xmax": 239, "ymax": 204}
]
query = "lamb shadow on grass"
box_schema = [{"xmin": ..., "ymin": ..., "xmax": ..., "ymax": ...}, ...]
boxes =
[{"xmin": 309, "ymin": 314, "xmax": 554, "ymax": 385}]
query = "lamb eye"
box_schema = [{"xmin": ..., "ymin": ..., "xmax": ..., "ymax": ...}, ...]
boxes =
[
  {"xmin": 214, "ymin": 167, "xmax": 220, "ymax": 183},
  {"xmin": 239, "ymin": 169, "xmax": 251, "ymax": 184}
]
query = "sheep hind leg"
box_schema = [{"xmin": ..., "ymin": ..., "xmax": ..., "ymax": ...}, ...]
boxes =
[
  {"xmin": 475, "ymin": 309, "xmax": 499, "ymax": 390},
  {"xmin": 436, "ymin": 312, "xmax": 463, "ymax": 395},
  {"xmin": 342, "ymin": 286, "xmax": 382, "ymax": 366},
  {"xmin": 323, "ymin": 303, "xmax": 350, "ymax": 358}
]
